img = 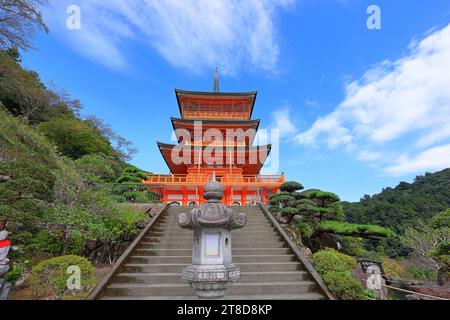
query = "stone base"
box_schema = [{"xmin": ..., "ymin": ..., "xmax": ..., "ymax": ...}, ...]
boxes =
[{"xmin": 183, "ymin": 264, "xmax": 240, "ymax": 299}]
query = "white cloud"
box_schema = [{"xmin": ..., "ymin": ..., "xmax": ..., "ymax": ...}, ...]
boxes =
[
  {"xmin": 271, "ymin": 106, "xmax": 297, "ymax": 138},
  {"xmin": 356, "ymin": 150, "xmax": 382, "ymax": 162},
  {"xmin": 295, "ymin": 23, "xmax": 450, "ymax": 176},
  {"xmin": 386, "ymin": 144, "xmax": 450, "ymax": 176},
  {"xmin": 44, "ymin": 0, "xmax": 294, "ymax": 73},
  {"xmin": 305, "ymin": 99, "xmax": 320, "ymax": 108}
]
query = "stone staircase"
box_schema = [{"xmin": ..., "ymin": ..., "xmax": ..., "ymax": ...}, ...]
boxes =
[{"xmin": 97, "ymin": 205, "xmax": 327, "ymax": 300}]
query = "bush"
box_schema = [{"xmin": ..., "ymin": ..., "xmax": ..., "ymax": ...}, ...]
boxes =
[
  {"xmin": 29, "ymin": 255, "xmax": 94, "ymax": 300},
  {"xmin": 339, "ymin": 237, "xmax": 366, "ymax": 257},
  {"xmin": 406, "ymin": 266, "xmax": 437, "ymax": 283},
  {"xmin": 312, "ymin": 248, "xmax": 357, "ymax": 275},
  {"xmin": 382, "ymin": 257, "xmax": 405, "ymax": 279},
  {"xmin": 322, "ymin": 271, "xmax": 365, "ymax": 300},
  {"xmin": 429, "ymin": 209, "xmax": 450, "ymax": 229},
  {"xmin": 4, "ymin": 262, "xmax": 25, "ymax": 284},
  {"xmin": 297, "ymin": 222, "xmax": 313, "ymax": 239},
  {"xmin": 312, "ymin": 249, "xmax": 366, "ymax": 300}
]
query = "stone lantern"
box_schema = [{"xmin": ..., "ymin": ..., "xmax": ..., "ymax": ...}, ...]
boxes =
[{"xmin": 178, "ymin": 173, "xmax": 246, "ymax": 299}]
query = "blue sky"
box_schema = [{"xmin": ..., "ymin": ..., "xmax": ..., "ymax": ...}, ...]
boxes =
[{"xmin": 21, "ymin": 0, "xmax": 450, "ymax": 201}]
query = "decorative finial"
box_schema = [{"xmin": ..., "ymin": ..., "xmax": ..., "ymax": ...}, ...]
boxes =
[
  {"xmin": 213, "ymin": 67, "xmax": 220, "ymax": 93},
  {"xmin": 203, "ymin": 172, "xmax": 223, "ymax": 201}
]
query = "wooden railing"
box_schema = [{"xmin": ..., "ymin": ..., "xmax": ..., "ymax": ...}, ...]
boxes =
[{"xmin": 143, "ymin": 174, "xmax": 284, "ymax": 185}]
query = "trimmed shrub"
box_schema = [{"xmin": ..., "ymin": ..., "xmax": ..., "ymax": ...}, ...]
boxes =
[
  {"xmin": 322, "ymin": 271, "xmax": 365, "ymax": 300},
  {"xmin": 280, "ymin": 181, "xmax": 304, "ymax": 193},
  {"xmin": 297, "ymin": 222, "xmax": 313, "ymax": 239},
  {"xmin": 318, "ymin": 221, "xmax": 394, "ymax": 238},
  {"xmin": 29, "ymin": 255, "xmax": 94, "ymax": 300},
  {"xmin": 280, "ymin": 207, "xmax": 298, "ymax": 216},
  {"xmin": 312, "ymin": 248, "xmax": 357, "ymax": 275}
]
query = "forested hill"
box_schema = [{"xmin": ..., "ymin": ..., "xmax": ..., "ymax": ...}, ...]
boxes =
[{"xmin": 343, "ymin": 169, "xmax": 450, "ymax": 233}]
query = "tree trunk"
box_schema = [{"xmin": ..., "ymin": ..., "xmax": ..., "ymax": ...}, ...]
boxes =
[
  {"xmin": 0, "ymin": 220, "xmax": 6, "ymax": 231},
  {"xmin": 61, "ymin": 228, "xmax": 71, "ymax": 256},
  {"xmin": 437, "ymin": 266, "xmax": 449, "ymax": 286}
]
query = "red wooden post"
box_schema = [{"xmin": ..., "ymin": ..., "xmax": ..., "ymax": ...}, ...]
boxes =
[{"xmin": 241, "ymin": 189, "xmax": 247, "ymax": 206}]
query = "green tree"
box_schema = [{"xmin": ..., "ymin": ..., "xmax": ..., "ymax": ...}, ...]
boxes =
[
  {"xmin": 401, "ymin": 209, "xmax": 450, "ymax": 285},
  {"xmin": 0, "ymin": 50, "xmax": 50, "ymax": 122},
  {"xmin": 0, "ymin": 107, "xmax": 59, "ymax": 226},
  {"xmin": 0, "ymin": 0, "xmax": 49, "ymax": 51},
  {"xmin": 38, "ymin": 117, "xmax": 115, "ymax": 159},
  {"xmin": 40, "ymin": 158, "xmax": 109, "ymax": 255}
]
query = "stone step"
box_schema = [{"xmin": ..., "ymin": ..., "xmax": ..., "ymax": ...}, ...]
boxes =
[
  {"xmin": 122, "ymin": 262, "xmax": 302, "ymax": 273},
  {"xmin": 105, "ymin": 281, "xmax": 316, "ymax": 297},
  {"xmin": 141, "ymin": 237, "xmax": 284, "ymax": 246},
  {"xmin": 144, "ymin": 234, "xmax": 282, "ymax": 241},
  {"xmin": 154, "ymin": 220, "xmax": 272, "ymax": 225},
  {"xmin": 100, "ymin": 293, "xmax": 326, "ymax": 300},
  {"xmin": 132, "ymin": 247, "xmax": 292, "ymax": 256},
  {"xmin": 95, "ymin": 205, "xmax": 326, "ymax": 300},
  {"xmin": 160, "ymin": 219, "xmax": 272, "ymax": 226},
  {"xmin": 137, "ymin": 241, "xmax": 288, "ymax": 249},
  {"xmin": 127, "ymin": 254, "xmax": 297, "ymax": 264},
  {"xmin": 150, "ymin": 226, "xmax": 276, "ymax": 232},
  {"xmin": 113, "ymin": 271, "xmax": 309, "ymax": 284},
  {"xmin": 147, "ymin": 230, "xmax": 279, "ymax": 238}
]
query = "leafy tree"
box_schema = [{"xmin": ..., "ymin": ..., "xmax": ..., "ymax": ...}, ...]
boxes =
[
  {"xmin": 38, "ymin": 117, "xmax": 115, "ymax": 159},
  {"xmin": 0, "ymin": 107, "xmax": 59, "ymax": 226},
  {"xmin": 0, "ymin": 0, "xmax": 48, "ymax": 51},
  {"xmin": 86, "ymin": 116, "xmax": 137, "ymax": 162},
  {"xmin": 74, "ymin": 154, "xmax": 116, "ymax": 184},
  {"xmin": 269, "ymin": 181, "xmax": 393, "ymax": 253},
  {"xmin": 429, "ymin": 208, "xmax": 450, "ymax": 229},
  {"xmin": 401, "ymin": 209, "xmax": 450, "ymax": 285},
  {"xmin": 39, "ymin": 158, "xmax": 108, "ymax": 255},
  {"xmin": 317, "ymin": 221, "xmax": 394, "ymax": 239},
  {"xmin": 112, "ymin": 166, "xmax": 160, "ymax": 203},
  {"xmin": 280, "ymin": 181, "xmax": 304, "ymax": 193},
  {"xmin": 0, "ymin": 50, "xmax": 50, "ymax": 122},
  {"xmin": 116, "ymin": 166, "xmax": 148, "ymax": 184}
]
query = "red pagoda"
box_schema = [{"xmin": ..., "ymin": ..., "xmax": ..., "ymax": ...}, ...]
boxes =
[{"xmin": 144, "ymin": 69, "xmax": 284, "ymax": 206}]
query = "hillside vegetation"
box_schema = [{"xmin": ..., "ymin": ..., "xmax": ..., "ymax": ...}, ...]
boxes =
[
  {"xmin": 0, "ymin": 49, "xmax": 157, "ymax": 298},
  {"xmin": 343, "ymin": 169, "xmax": 450, "ymax": 233}
]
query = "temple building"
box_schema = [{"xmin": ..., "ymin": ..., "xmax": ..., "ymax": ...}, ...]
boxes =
[{"xmin": 143, "ymin": 69, "xmax": 284, "ymax": 206}]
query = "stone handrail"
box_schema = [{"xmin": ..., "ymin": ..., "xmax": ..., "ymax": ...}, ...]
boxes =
[
  {"xmin": 258, "ymin": 203, "xmax": 335, "ymax": 300},
  {"xmin": 87, "ymin": 204, "xmax": 167, "ymax": 300}
]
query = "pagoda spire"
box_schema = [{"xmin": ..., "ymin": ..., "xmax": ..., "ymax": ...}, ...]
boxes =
[{"xmin": 213, "ymin": 67, "xmax": 220, "ymax": 92}]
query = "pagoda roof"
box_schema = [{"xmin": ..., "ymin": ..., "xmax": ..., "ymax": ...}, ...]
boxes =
[
  {"xmin": 171, "ymin": 117, "xmax": 260, "ymax": 130},
  {"xmin": 157, "ymin": 142, "xmax": 271, "ymax": 175},
  {"xmin": 175, "ymin": 89, "xmax": 258, "ymax": 120},
  {"xmin": 171, "ymin": 117, "xmax": 260, "ymax": 146}
]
